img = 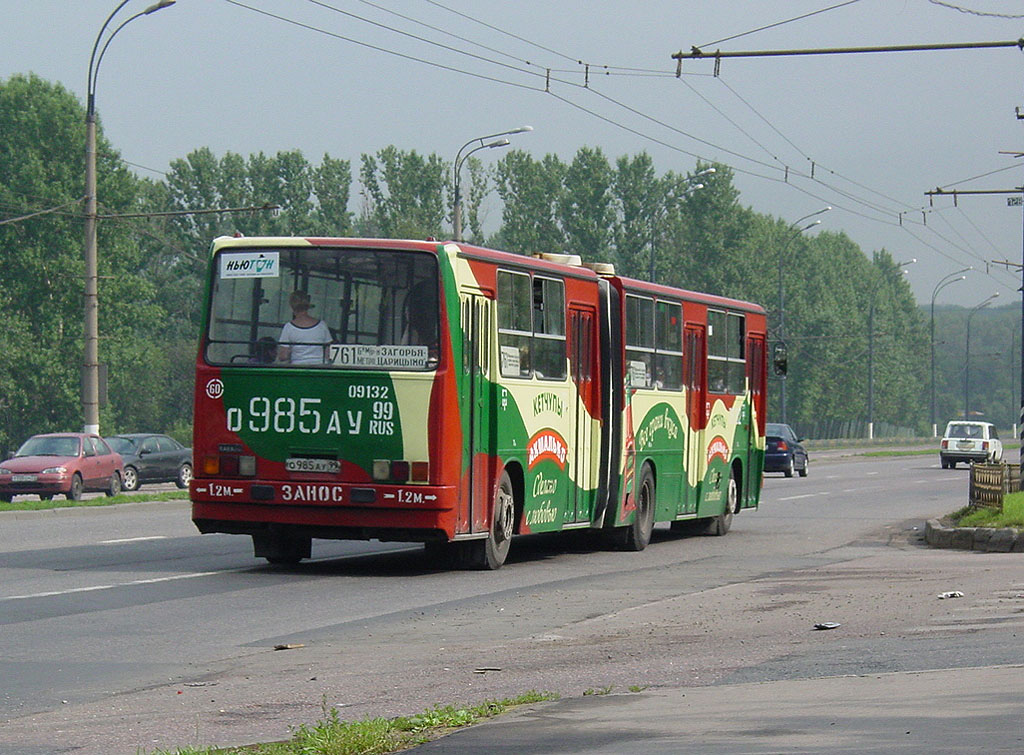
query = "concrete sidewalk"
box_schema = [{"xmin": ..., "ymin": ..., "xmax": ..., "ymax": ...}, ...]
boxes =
[{"xmin": 410, "ymin": 665, "xmax": 1024, "ymax": 754}]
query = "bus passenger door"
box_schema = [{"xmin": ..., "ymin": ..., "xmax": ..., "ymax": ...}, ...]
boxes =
[
  {"xmin": 461, "ymin": 294, "xmax": 494, "ymax": 534},
  {"xmin": 681, "ymin": 325, "xmax": 705, "ymax": 516},
  {"xmin": 569, "ymin": 309, "xmax": 595, "ymax": 523}
]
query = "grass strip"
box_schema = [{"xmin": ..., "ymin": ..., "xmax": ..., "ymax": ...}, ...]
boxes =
[
  {"xmin": 148, "ymin": 691, "xmax": 559, "ymax": 755},
  {"xmin": 0, "ymin": 490, "xmax": 188, "ymax": 512},
  {"xmin": 951, "ymin": 491, "xmax": 1024, "ymax": 529}
]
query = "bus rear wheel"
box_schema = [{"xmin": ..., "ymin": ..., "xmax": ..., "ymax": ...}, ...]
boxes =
[
  {"xmin": 463, "ymin": 470, "xmax": 515, "ymax": 570},
  {"xmin": 253, "ymin": 529, "xmax": 311, "ymax": 565}
]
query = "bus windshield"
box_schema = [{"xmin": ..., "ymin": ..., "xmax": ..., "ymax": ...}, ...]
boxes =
[{"xmin": 204, "ymin": 245, "xmax": 440, "ymax": 370}]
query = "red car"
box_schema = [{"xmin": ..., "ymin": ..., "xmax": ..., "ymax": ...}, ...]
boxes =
[{"xmin": 0, "ymin": 433, "xmax": 124, "ymax": 502}]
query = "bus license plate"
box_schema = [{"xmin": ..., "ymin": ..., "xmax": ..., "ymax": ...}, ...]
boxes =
[{"xmin": 286, "ymin": 458, "xmax": 341, "ymax": 474}]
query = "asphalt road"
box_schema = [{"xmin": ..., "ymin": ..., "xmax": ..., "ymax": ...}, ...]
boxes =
[{"xmin": 1, "ymin": 451, "xmax": 1022, "ymax": 754}]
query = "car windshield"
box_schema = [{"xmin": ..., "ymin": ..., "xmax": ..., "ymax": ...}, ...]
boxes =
[
  {"xmin": 16, "ymin": 436, "xmax": 80, "ymax": 457},
  {"xmin": 105, "ymin": 437, "xmax": 138, "ymax": 454},
  {"xmin": 766, "ymin": 423, "xmax": 790, "ymax": 438}
]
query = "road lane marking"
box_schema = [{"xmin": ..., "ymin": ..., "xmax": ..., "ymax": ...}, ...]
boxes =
[
  {"xmin": 100, "ymin": 536, "xmax": 168, "ymax": 545},
  {"xmin": 1, "ymin": 571, "xmax": 222, "ymax": 602},
  {"xmin": 776, "ymin": 493, "xmax": 824, "ymax": 501}
]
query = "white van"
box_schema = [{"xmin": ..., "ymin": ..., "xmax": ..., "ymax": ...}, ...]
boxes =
[{"xmin": 939, "ymin": 421, "xmax": 1002, "ymax": 468}]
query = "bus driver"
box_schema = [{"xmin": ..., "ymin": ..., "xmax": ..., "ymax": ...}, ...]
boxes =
[{"xmin": 277, "ymin": 290, "xmax": 332, "ymax": 364}]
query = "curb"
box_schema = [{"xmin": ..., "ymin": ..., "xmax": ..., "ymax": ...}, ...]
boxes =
[{"xmin": 925, "ymin": 518, "xmax": 1024, "ymax": 553}]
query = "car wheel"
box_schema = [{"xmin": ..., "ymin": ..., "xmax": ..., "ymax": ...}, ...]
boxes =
[
  {"xmin": 122, "ymin": 466, "xmax": 139, "ymax": 492},
  {"xmin": 798, "ymin": 456, "xmax": 808, "ymax": 477},
  {"xmin": 67, "ymin": 473, "xmax": 84, "ymax": 501},
  {"xmin": 176, "ymin": 463, "xmax": 193, "ymax": 489},
  {"xmin": 784, "ymin": 456, "xmax": 794, "ymax": 478},
  {"xmin": 106, "ymin": 471, "xmax": 122, "ymax": 497}
]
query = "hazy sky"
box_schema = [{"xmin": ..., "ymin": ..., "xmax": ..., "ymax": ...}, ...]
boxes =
[{"xmin": 4, "ymin": 0, "xmax": 1024, "ymax": 306}]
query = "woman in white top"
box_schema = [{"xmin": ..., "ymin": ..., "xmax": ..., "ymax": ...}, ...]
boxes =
[{"xmin": 278, "ymin": 291, "xmax": 331, "ymax": 364}]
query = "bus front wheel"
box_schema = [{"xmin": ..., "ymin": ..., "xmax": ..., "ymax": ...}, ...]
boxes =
[
  {"xmin": 614, "ymin": 466, "xmax": 655, "ymax": 551},
  {"xmin": 705, "ymin": 471, "xmax": 737, "ymax": 536},
  {"xmin": 463, "ymin": 470, "xmax": 515, "ymax": 570}
]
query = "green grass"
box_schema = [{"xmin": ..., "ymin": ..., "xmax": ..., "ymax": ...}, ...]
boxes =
[
  {"xmin": 147, "ymin": 691, "xmax": 558, "ymax": 755},
  {"xmin": 860, "ymin": 448, "xmax": 937, "ymax": 458},
  {"xmin": 952, "ymin": 491, "xmax": 1024, "ymax": 529},
  {"xmin": 0, "ymin": 490, "xmax": 188, "ymax": 512}
]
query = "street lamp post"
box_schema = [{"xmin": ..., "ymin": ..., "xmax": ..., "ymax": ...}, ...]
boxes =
[
  {"xmin": 453, "ymin": 126, "xmax": 532, "ymax": 241},
  {"xmin": 649, "ymin": 167, "xmax": 715, "ymax": 283},
  {"xmin": 83, "ymin": 0, "xmax": 174, "ymax": 434},
  {"xmin": 965, "ymin": 293, "xmax": 1000, "ymax": 421},
  {"xmin": 930, "ymin": 268, "xmax": 970, "ymax": 436},
  {"xmin": 867, "ymin": 256, "xmax": 915, "ymax": 439},
  {"xmin": 777, "ymin": 206, "xmax": 830, "ymax": 423}
]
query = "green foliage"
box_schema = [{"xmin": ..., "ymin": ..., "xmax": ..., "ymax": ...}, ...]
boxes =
[
  {"xmin": 0, "ymin": 73, "xmax": 162, "ymax": 448},
  {"xmin": 931, "ymin": 303, "xmax": 1018, "ymax": 429},
  {"xmin": 610, "ymin": 152, "xmax": 658, "ymax": 276},
  {"xmin": 359, "ymin": 146, "xmax": 447, "ymax": 239},
  {"xmin": 558, "ymin": 146, "xmax": 614, "ymax": 259},
  {"xmin": 494, "ymin": 150, "xmax": 566, "ymax": 253}
]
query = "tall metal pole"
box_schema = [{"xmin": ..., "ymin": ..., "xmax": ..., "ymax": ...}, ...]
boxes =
[
  {"xmin": 452, "ymin": 126, "xmax": 531, "ymax": 241},
  {"xmin": 83, "ymin": 0, "xmax": 174, "ymax": 434},
  {"xmin": 777, "ymin": 207, "xmax": 829, "ymax": 423},
  {"xmin": 930, "ymin": 269, "xmax": 970, "ymax": 436},
  {"xmin": 965, "ymin": 294, "xmax": 999, "ymax": 420},
  {"xmin": 867, "ymin": 301, "xmax": 874, "ymax": 438}
]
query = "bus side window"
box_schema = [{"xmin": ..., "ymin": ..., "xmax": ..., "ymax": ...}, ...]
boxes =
[{"xmin": 497, "ymin": 270, "xmax": 533, "ymax": 378}]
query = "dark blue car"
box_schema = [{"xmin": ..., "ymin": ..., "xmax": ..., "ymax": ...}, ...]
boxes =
[{"xmin": 765, "ymin": 423, "xmax": 808, "ymax": 478}]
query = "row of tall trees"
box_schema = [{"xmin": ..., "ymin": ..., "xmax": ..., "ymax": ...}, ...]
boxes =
[{"xmin": 2, "ymin": 72, "xmax": 1008, "ymax": 453}]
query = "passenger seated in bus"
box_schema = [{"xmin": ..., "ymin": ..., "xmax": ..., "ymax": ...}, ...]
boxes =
[
  {"xmin": 250, "ymin": 336, "xmax": 277, "ymax": 364},
  {"xmin": 278, "ymin": 291, "xmax": 332, "ymax": 364}
]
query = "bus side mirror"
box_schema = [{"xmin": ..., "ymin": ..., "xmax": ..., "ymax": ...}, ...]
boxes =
[{"xmin": 773, "ymin": 342, "xmax": 788, "ymax": 376}]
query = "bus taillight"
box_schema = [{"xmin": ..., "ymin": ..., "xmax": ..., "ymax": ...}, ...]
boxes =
[
  {"xmin": 373, "ymin": 460, "xmax": 429, "ymax": 483},
  {"xmin": 202, "ymin": 454, "xmax": 256, "ymax": 477}
]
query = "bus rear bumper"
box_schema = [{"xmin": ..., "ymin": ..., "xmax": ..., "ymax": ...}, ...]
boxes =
[{"xmin": 190, "ymin": 479, "xmax": 457, "ymax": 540}]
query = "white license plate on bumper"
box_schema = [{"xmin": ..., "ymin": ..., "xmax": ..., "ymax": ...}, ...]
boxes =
[
  {"xmin": 285, "ymin": 458, "xmax": 341, "ymax": 474},
  {"xmin": 11, "ymin": 474, "xmax": 38, "ymax": 482}
]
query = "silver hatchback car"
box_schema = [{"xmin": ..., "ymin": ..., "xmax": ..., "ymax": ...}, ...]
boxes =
[{"xmin": 939, "ymin": 421, "xmax": 1002, "ymax": 469}]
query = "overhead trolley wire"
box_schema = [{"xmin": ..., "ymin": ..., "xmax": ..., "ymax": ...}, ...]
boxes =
[
  {"xmin": 696, "ymin": 0, "xmax": 864, "ymax": 50},
  {"xmin": 222, "ymin": 0, "xmax": 542, "ymax": 92},
  {"xmin": 220, "ymin": 0, "xmax": 1013, "ymax": 291}
]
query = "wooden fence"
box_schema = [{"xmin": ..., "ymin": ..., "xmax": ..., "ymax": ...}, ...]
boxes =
[{"xmin": 969, "ymin": 463, "xmax": 1020, "ymax": 510}]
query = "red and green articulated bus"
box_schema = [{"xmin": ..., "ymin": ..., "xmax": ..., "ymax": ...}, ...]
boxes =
[{"xmin": 191, "ymin": 236, "xmax": 767, "ymax": 569}]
